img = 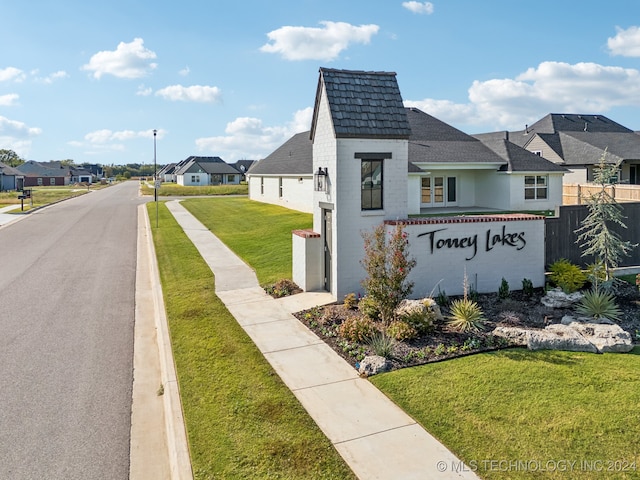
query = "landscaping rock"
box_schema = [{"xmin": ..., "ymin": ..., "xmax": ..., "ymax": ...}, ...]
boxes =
[
  {"xmin": 492, "ymin": 326, "xmax": 529, "ymax": 346},
  {"xmin": 540, "ymin": 288, "xmax": 584, "ymax": 308},
  {"xmin": 560, "ymin": 316, "xmax": 634, "ymax": 353},
  {"xmin": 527, "ymin": 324, "xmax": 598, "ymax": 353},
  {"xmin": 358, "ymin": 355, "xmax": 390, "ymax": 376}
]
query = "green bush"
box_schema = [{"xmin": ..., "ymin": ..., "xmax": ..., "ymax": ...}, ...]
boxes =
[
  {"xmin": 548, "ymin": 259, "xmax": 587, "ymax": 293},
  {"xmin": 368, "ymin": 331, "xmax": 396, "ymax": 358},
  {"xmin": 576, "ymin": 289, "xmax": 622, "ymax": 321},
  {"xmin": 394, "ymin": 299, "xmax": 435, "ymax": 334},
  {"xmin": 358, "ymin": 295, "xmax": 380, "ymax": 320},
  {"xmin": 447, "ymin": 298, "xmax": 486, "ymax": 333},
  {"xmin": 264, "ymin": 279, "xmax": 299, "ymax": 298},
  {"xmin": 343, "ymin": 293, "xmax": 358, "ymax": 310},
  {"xmin": 498, "ymin": 278, "xmax": 510, "ymax": 299},
  {"xmin": 338, "ymin": 316, "xmax": 378, "ymax": 342},
  {"xmin": 521, "ymin": 278, "xmax": 534, "ymax": 298},
  {"xmin": 387, "ymin": 320, "xmax": 418, "ymax": 341}
]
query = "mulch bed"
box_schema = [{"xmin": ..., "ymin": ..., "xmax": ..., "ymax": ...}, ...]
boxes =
[{"xmin": 290, "ymin": 284, "xmax": 640, "ymax": 372}]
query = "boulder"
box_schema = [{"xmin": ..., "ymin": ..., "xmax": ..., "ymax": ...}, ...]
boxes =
[
  {"xmin": 562, "ymin": 318, "xmax": 634, "ymax": 353},
  {"xmin": 492, "ymin": 326, "xmax": 528, "ymax": 346},
  {"xmin": 358, "ymin": 355, "xmax": 389, "ymax": 376},
  {"xmin": 527, "ymin": 324, "xmax": 598, "ymax": 353},
  {"xmin": 540, "ymin": 288, "xmax": 584, "ymax": 308}
]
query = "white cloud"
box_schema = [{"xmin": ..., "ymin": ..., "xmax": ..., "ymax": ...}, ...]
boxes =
[
  {"xmin": 84, "ymin": 128, "xmax": 164, "ymax": 144},
  {"xmin": 406, "ymin": 61, "xmax": 640, "ymax": 131},
  {"xmin": 195, "ymin": 108, "xmax": 312, "ymax": 160},
  {"xmin": 0, "ymin": 116, "xmax": 41, "ymax": 156},
  {"xmin": 0, "ymin": 67, "xmax": 26, "ymax": 82},
  {"xmin": 402, "ymin": 1, "xmax": 434, "ymax": 14},
  {"xmin": 136, "ymin": 85, "xmax": 153, "ymax": 96},
  {"xmin": 82, "ymin": 38, "xmax": 158, "ymax": 79},
  {"xmin": 155, "ymin": 84, "xmax": 222, "ymax": 103},
  {"xmin": 260, "ymin": 21, "xmax": 379, "ymax": 61},
  {"xmin": 179, "ymin": 66, "xmax": 190, "ymax": 76},
  {"xmin": 607, "ymin": 26, "xmax": 640, "ymax": 57},
  {"xmin": 0, "ymin": 94, "xmax": 19, "ymax": 106},
  {"xmin": 34, "ymin": 70, "xmax": 69, "ymax": 84}
]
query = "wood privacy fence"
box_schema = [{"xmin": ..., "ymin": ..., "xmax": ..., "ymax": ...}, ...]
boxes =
[
  {"xmin": 545, "ymin": 202, "xmax": 640, "ymax": 268},
  {"xmin": 563, "ymin": 183, "xmax": 640, "ymax": 205}
]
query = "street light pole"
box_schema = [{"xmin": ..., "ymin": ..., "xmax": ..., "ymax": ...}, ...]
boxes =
[{"xmin": 153, "ymin": 129, "xmax": 158, "ymax": 228}]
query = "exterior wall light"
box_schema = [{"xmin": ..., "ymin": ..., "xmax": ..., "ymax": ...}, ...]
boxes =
[{"xmin": 314, "ymin": 167, "xmax": 328, "ymax": 192}]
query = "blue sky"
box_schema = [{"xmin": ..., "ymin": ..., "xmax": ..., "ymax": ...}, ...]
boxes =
[{"xmin": 2, "ymin": 1, "xmax": 640, "ymax": 166}]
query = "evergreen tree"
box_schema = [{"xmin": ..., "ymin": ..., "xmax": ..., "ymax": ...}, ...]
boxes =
[{"xmin": 575, "ymin": 150, "xmax": 637, "ymax": 281}]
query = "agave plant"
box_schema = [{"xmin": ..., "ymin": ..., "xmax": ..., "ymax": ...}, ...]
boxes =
[
  {"xmin": 575, "ymin": 288, "xmax": 622, "ymax": 321},
  {"xmin": 447, "ymin": 298, "xmax": 486, "ymax": 333}
]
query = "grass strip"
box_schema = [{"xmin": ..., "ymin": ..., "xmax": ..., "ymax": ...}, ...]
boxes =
[
  {"xmin": 180, "ymin": 197, "xmax": 312, "ymax": 285},
  {"xmin": 371, "ymin": 347, "xmax": 640, "ymax": 480},
  {"xmin": 141, "ymin": 183, "xmax": 248, "ymax": 196},
  {"xmin": 149, "ymin": 202, "xmax": 354, "ymax": 479}
]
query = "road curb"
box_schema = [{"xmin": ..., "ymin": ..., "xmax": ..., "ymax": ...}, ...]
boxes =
[{"xmin": 141, "ymin": 204, "xmax": 194, "ymax": 479}]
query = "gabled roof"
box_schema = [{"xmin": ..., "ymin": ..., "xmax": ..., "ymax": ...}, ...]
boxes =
[
  {"xmin": 556, "ymin": 131, "xmax": 640, "ymax": 165},
  {"xmin": 0, "ymin": 162, "xmax": 23, "ymax": 176},
  {"xmin": 175, "ymin": 156, "xmax": 239, "ymax": 175},
  {"xmin": 16, "ymin": 160, "xmax": 71, "ymax": 177},
  {"xmin": 248, "ymin": 132, "xmax": 312, "ymax": 176},
  {"xmin": 232, "ymin": 160, "xmax": 257, "ymax": 174},
  {"xmin": 311, "ymin": 68, "xmax": 411, "ymax": 140},
  {"xmin": 478, "ymin": 138, "xmax": 568, "ymax": 173}
]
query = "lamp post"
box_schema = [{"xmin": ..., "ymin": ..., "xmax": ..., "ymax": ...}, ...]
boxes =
[{"xmin": 153, "ymin": 129, "xmax": 158, "ymax": 228}]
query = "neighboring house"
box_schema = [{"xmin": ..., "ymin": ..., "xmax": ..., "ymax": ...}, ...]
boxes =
[
  {"xmin": 16, "ymin": 160, "xmax": 71, "ymax": 187},
  {"xmin": 83, "ymin": 164, "xmax": 104, "ymax": 181},
  {"xmin": 249, "ymin": 108, "xmax": 566, "ymax": 215},
  {"xmin": 476, "ymin": 114, "xmax": 640, "ymax": 184},
  {"xmin": 157, "ymin": 163, "xmax": 177, "ymax": 182},
  {"xmin": 0, "ymin": 162, "xmax": 25, "ymax": 191},
  {"xmin": 231, "ymin": 160, "xmax": 257, "ymax": 182},
  {"xmin": 174, "ymin": 156, "xmax": 241, "ymax": 186},
  {"xmin": 70, "ymin": 167, "xmax": 93, "ymax": 183},
  {"xmin": 247, "ymin": 132, "xmax": 314, "ymax": 213}
]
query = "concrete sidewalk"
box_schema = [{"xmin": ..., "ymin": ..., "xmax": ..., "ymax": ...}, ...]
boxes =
[{"xmin": 165, "ymin": 200, "xmax": 479, "ymax": 480}]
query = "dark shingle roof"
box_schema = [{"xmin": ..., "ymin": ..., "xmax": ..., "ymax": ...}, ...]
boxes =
[
  {"xmin": 174, "ymin": 156, "xmax": 239, "ymax": 175},
  {"xmin": 248, "ymin": 132, "xmax": 312, "ymax": 176},
  {"xmin": 312, "ymin": 68, "xmax": 411, "ymax": 140},
  {"xmin": 232, "ymin": 160, "xmax": 257, "ymax": 174},
  {"xmin": 479, "ymin": 138, "xmax": 568, "ymax": 173},
  {"xmin": 0, "ymin": 162, "xmax": 23, "ymax": 176},
  {"xmin": 557, "ymin": 131, "xmax": 640, "ymax": 165}
]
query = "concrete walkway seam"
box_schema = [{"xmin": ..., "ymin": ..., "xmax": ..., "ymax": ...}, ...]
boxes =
[{"xmin": 142, "ymin": 205, "xmax": 194, "ymax": 480}]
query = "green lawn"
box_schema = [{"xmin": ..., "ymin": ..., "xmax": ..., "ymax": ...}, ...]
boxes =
[
  {"xmin": 370, "ymin": 348, "xmax": 640, "ymax": 480},
  {"xmin": 141, "ymin": 182, "xmax": 248, "ymax": 197},
  {"xmin": 149, "ymin": 202, "xmax": 354, "ymax": 480},
  {"xmin": 0, "ymin": 186, "xmax": 90, "ymax": 210},
  {"xmin": 180, "ymin": 197, "xmax": 312, "ymax": 285}
]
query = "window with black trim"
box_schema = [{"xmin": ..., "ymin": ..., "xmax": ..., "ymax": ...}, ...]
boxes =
[
  {"xmin": 361, "ymin": 159, "xmax": 383, "ymax": 210},
  {"xmin": 524, "ymin": 175, "xmax": 547, "ymax": 200}
]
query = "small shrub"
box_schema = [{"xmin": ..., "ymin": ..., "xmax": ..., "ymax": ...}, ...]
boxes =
[
  {"xmin": 521, "ymin": 278, "xmax": 534, "ymax": 298},
  {"xmin": 368, "ymin": 331, "xmax": 396, "ymax": 358},
  {"xmin": 338, "ymin": 316, "xmax": 378, "ymax": 342},
  {"xmin": 434, "ymin": 343, "xmax": 446, "ymax": 356},
  {"xmin": 436, "ymin": 288, "xmax": 449, "ymax": 307},
  {"xmin": 387, "ymin": 320, "xmax": 418, "ymax": 341},
  {"xmin": 498, "ymin": 278, "xmax": 510, "ymax": 299},
  {"xmin": 265, "ymin": 279, "xmax": 300, "ymax": 298},
  {"xmin": 447, "ymin": 298, "xmax": 486, "ymax": 333},
  {"xmin": 575, "ymin": 288, "xmax": 622, "ymax": 321},
  {"xmin": 343, "ymin": 293, "xmax": 358, "ymax": 310},
  {"xmin": 395, "ymin": 299, "xmax": 435, "ymax": 333},
  {"xmin": 358, "ymin": 296, "xmax": 380, "ymax": 320},
  {"xmin": 548, "ymin": 259, "xmax": 587, "ymax": 293}
]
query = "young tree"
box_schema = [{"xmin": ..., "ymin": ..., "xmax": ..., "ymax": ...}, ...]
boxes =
[
  {"xmin": 575, "ymin": 150, "xmax": 637, "ymax": 282},
  {"xmin": 360, "ymin": 222, "xmax": 416, "ymax": 324},
  {"xmin": 0, "ymin": 149, "xmax": 24, "ymax": 167}
]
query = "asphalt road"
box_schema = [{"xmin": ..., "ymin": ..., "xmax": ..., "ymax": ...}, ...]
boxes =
[{"xmin": 0, "ymin": 181, "xmax": 147, "ymax": 479}]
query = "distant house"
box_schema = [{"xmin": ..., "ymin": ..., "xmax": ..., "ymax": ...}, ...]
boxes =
[
  {"xmin": 16, "ymin": 160, "xmax": 71, "ymax": 187},
  {"xmin": 157, "ymin": 163, "xmax": 177, "ymax": 182},
  {"xmin": 0, "ymin": 162, "xmax": 25, "ymax": 191},
  {"xmin": 174, "ymin": 156, "xmax": 241, "ymax": 186},
  {"xmin": 70, "ymin": 167, "xmax": 93, "ymax": 184},
  {"xmin": 82, "ymin": 164, "xmax": 104, "ymax": 181},
  {"xmin": 476, "ymin": 114, "xmax": 640, "ymax": 184},
  {"xmin": 231, "ymin": 160, "xmax": 257, "ymax": 182}
]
